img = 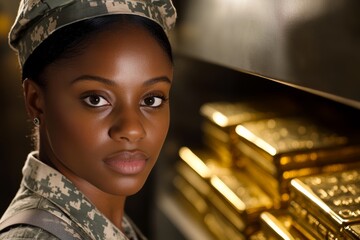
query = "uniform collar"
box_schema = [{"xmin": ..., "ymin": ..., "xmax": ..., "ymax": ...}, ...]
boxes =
[{"xmin": 22, "ymin": 151, "xmax": 135, "ymax": 240}]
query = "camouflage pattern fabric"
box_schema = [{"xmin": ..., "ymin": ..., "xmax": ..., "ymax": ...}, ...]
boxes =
[
  {"xmin": 9, "ymin": 0, "xmax": 177, "ymax": 67},
  {"xmin": 0, "ymin": 152, "xmax": 146, "ymax": 240}
]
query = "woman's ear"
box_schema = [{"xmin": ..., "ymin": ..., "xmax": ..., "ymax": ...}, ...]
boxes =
[{"xmin": 23, "ymin": 79, "xmax": 45, "ymax": 122}]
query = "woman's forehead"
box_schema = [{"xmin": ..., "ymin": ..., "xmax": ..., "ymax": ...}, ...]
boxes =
[
  {"xmin": 42, "ymin": 26, "xmax": 173, "ymax": 87},
  {"xmin": 55, "ymin": 24, "xmax": 171, "ymax": 66}
]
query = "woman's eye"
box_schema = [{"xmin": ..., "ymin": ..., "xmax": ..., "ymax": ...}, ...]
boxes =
[
  {"xmin": 83, "ymin": 94, "xmax": 110, "ymax": 107},
  {"xmin": 141, "ymin": 96, "xmax": 165, "ymax": 108}
]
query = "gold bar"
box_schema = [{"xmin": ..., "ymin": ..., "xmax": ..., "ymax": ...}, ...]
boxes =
[
  {"xmin": 204, "ymin": 209, "xmax": 246, "ymax": 240},
  {"xmin": 200, "ymin": 100, "xmax": 291, "ymax": 166},
  {"xmin": 200, "ymin": 101, "xmax": 279, "ymax": 128},
  {"xmin": 289, "ymin": 169, "xmax": 360, "ymax": 238},
  {"xmin": 173, "ymin": 168, "xmax": 247, "ymax": 238},
  {"xmin": 248, "ymin": 231, "xmax": 267, "ymax": 240},
  {"xmin": 288, "ymin": 200, "xmax": 330, "ymax": 239},
  {"xmin": 200, "ymin": 98, "xmax": 296, "ymax": 167},
  {"xmin": 235, "ymin": 117, "xmax": 360, "ymax": 175},
  {"xmin": 211, "ymin": 172, "xmax": 273, "ymax": 218},
  {"xmin": 174, "ymin": 165, "xmax": 249, "ymax": 235},
  {"xmin": 245, "ymin": 154, "xmax": 360, "ymax": 208},
  {"xmin": 176, "ymin": 160, "xmax": 248, "ymax": 231},
  {"xmin": 178, "ymin": 146, "xmax": 273, "ymax": 229},
  {"xmin": 244, "ymin": 157, "xmax": 283, "ymax": 208},
  {"xmin": 344, "ymin": 224, "xmax": 360, "ymax": 240},
  {"xmin": 173, "ymin": 175, "xmax": 208, "ymax": 216},
  {"xmin": 202, "ymin": 128, "xmax": 235, "ymax": 166},
  {"xmin": 202, "ymin": 120, "xmax": 233, "ymax": 145},
  {"xmin": 200, "ymin": 104, "xmax": 271, "ymax": 166},
  {"xmin": 260, "ymin": 210, "xmax": 310, "ymax": 240}
]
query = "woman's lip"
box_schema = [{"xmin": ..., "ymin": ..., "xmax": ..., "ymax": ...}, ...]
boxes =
[{"xmin": 104, "ymin": 151, "xmax": 149, "ymax": 175}]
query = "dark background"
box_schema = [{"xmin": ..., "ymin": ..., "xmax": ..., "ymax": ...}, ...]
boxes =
[
  {"xmin": 0, "ymin": 0, "xmax": 31, "ymax": 216},
  {"xmin": 1, "ymin": 1, "xmax": 360, "ymax": 239}
]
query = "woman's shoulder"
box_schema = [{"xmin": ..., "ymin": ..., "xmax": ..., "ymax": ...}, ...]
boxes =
[
  {"xmin": 0, "ymin": 195, "xmax": 85, "ymax": 239},
  {"xmin": 0, "ymin": 225, "xmax": 59, "ymax": 240},
  {"xmin": 0, "ymin": 208, "xmax": 86, "ymax": 240}
]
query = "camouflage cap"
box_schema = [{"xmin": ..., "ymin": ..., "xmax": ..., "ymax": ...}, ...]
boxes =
[{"xmin": 9, "ymin": 0, "xmax": 177, "ymax": 67}]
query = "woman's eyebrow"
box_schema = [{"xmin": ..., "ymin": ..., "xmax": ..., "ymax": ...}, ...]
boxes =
[
  {"xmin": 70, "ymin": 75, "xmax": 116, "ymax": 86},
  {"xmin": 70, "ymin": 75, "xmax": 171, "ymax": 86},
  {"xmin": 143, "ymin": 76, "xmax": 171, "ymax": 86}
]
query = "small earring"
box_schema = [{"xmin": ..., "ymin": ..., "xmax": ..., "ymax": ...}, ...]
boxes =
[{"xmin": 33, "ymin": 117, "xmax": 40, "ymax": 126}]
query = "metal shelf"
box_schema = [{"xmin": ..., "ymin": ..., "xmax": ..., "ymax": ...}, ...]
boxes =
[{"xmin": 173, "ymin": 0, "xmax": 360, "ymax": 109}]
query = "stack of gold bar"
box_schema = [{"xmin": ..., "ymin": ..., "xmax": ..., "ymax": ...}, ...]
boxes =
[
  {"xmin": 173, "ymin": 146, "xmax": 273, "ymax": 239},
  {"xmin": 173, "ymin": 99, "xmax": 360, "ymax": 239},
  {"xmin": 199, "ymin": 99, "xmax": 296, "ymax": 167},
  {"xmin": 249, "ymin": 169, "xmax": 360, "ymax": 239},
  {"xmin": 235, "ymin": 116, "xmax": 360, "ymax": 207},
  {"xmin": 288, "ymin": 168, "xmax": 360, "ymax": 239}
]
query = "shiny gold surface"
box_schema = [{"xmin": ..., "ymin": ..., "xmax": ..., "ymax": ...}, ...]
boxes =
[
  {"xmin": 209, "ymin": 172, "xmax": 273, "ymax": 220},
  {"xmin": 176, "ymin": 162, "xmax": 211, "ymax": 198},
  {"xmin": 204, "ymin": 209, "xmax": 246, "ymax": 240},
  {"xmin": 178, "ymin": 147, "xmax": 213, "ymax": 178},
  {"xmin": 176, "ymin": 160, "xmax": 247, "ymax": 231},
  {"xmin": 236, "ymin": 117, "xmax": 360, "ymax": 174},
  {"xmin": 249, "ymin": 231, "xmax": 267, "ymax": 240},
  {"xmin": 260, "ymin": 211, "xmax": 308, "ymax": 240},
  {"xmin": 199, "ymin": 100, "xmax": 305, "ymax": 168},
  {"xmin": 173, "ymin": 175, "xmax": 208, "ymax": 215},
  {"xmin": 202, "ymin": 120, "xmax": 232, "ymax": 144},
  {"xmin": 176, "ymin": 107, "xmax": 360, "ymax": 238},
  {"xmin": 174, "ymin": 144, "xmax": 360, "ymax": 238},
  {"xmin": 291, "ymin": 169, "xmax": 360, "ymax": 224},
  {"xmin": 245, "ymin": 151, "xmax": 360, "ymax": 208},
  {"xmin": 177, "ymin": 147, "xmax": 273, "ymax": 229},
  {"xmin": 289, "ymin": 169, "xmax": 360, "ymax": 238},
  {"xmin": 344, "ymin": 224, "xmax": 360, "ymax": 240},
  {"xmin": 237, "ymin": 117, "xmax": 347, "ymax": 155},
  {"xmin": 289, "ymin": 200, "xmax": 335, "ymax": 239},
  {"xmin": 201, "ymin": 120, "xmax": 239, "ymax": 165},
  {"xmin": 202, "ymin": 135, "xmax": 235, "ymax": 166},
  {"xmin": 200, "ymin": 101, "xmax": 278, "ymax": 128},
  {"xmin": 176, "ymin": 161, "xmax": 248, "ymax": 231}
]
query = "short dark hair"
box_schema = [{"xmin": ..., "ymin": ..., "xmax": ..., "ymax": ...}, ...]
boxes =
[{"xmin": 22, "ymin": 14, "xmax": 173, "ymax": 86}]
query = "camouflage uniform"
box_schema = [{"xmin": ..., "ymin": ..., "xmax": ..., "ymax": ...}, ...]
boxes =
[
  {"xmin": 0, "ymin": 152, "xmax": 146, "ymax": 239},
  {"xmin": 9, "ymin": 0, "xmax": 177, "ymax": 67}
]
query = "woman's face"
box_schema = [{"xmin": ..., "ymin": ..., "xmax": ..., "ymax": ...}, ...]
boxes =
[{"xmin": 37, "ymin": 23, "xmax": 173, "ymax": 196}]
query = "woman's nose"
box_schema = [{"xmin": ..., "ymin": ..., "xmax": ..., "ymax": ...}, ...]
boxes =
[{"xmin": 108, "ymin": 108, "xmax": 146, "ymax": 143}]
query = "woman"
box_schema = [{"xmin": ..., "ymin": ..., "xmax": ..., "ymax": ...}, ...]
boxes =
[{"xmin": 0, "ymin": 0, "xmax": 176, "ymax": 239}]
